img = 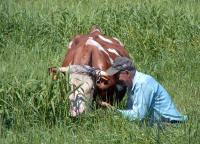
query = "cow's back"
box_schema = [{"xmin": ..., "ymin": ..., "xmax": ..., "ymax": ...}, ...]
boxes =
[
  {"xmin": 61, "ymin": 27, "xmax": 130, "ymax": 105},
  {"xmin": 62, "ymin": 27, "xmax": 129, "ymax": 69}
]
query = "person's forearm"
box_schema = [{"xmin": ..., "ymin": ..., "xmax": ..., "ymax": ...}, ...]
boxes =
[{"xmin": 115, "ymin": 109, "xmax": 146, "ymax": 121}]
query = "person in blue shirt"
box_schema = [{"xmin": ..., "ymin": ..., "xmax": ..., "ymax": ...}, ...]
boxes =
[{"xmin": 101, "ymin": 57, "xmax": 187, "ymax": 124}]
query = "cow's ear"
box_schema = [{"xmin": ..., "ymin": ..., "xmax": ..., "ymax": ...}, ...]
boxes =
[
  {"xmin": 48, "ymin": 67, "xmax": 57, "ymax": 80},
  {"xmin": 48, "ymin": 67, "xmax": 56, "ymax": 74},
  {"xmin": 48, "ymin": 67, "xmax": 52, "ymax": 74}
]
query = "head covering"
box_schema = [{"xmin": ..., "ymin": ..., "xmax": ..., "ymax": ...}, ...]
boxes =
[{"xmin": 106, "ymin": 57, "xmax": 135, "ymax": 76}]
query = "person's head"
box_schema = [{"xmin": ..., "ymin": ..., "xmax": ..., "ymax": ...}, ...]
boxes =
[{"xmin": 106, "ymin": 57, "xmax": 136, "ymax": 87}]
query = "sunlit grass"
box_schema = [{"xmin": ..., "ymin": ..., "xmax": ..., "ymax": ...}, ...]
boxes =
[{"xmin": 0, "ymin": 0, "xmax": 200, "ymax": 143}]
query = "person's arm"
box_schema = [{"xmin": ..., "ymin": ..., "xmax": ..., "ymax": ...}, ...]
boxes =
[
  {"xmin": 100, "ymin": 101, "xmax": 115, "ymax": 109},
  {"xmin": 116, "ymin": 84, "xmax": 155, "ymax": 121}
]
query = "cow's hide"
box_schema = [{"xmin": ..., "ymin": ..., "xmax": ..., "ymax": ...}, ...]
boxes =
[{"xmin": 51, "ymin": 26, "xmax": 130, "ymax": 117}]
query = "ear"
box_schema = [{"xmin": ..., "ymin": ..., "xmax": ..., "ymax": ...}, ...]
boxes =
[
  {"xmin": 48, "ymin": 67, "xmax": 57, "ymax": 80},
  {"xmin": 48, "ymin": 67, "xmax": 57, "ymax": 75},
  {"xmin": 125, "ymin": 70, "xmax": 130, "ymax": 75}
]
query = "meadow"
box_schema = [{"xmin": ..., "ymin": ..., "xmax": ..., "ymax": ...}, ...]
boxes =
[{"xmin": 0, "ymin": 0, "xmax": 200, "ymax": 143}]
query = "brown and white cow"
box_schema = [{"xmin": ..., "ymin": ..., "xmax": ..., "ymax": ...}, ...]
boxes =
[{"xmin": 50, "ymin": 26, "xmax": 130, "ymax": 116}]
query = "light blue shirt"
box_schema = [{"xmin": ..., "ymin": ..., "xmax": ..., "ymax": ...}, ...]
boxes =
[{"xmin": 117, "ymin": 71, "xmax": 187, "ymax": 123}]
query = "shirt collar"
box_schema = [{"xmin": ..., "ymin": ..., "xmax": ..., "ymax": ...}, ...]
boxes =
[{"xmin": 131, "ymin": 70, "xmax": 138, "ymax": 91}]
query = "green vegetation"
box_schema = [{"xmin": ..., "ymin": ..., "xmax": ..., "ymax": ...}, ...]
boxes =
[{"xmin": 0, "ymin": 0, "xmax": 199, "ymax": 143}]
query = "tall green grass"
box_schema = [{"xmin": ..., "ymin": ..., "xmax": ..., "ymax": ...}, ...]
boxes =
[{"xmin": 0, "ymin": 0, "xmax": 200, "ymax": 143}]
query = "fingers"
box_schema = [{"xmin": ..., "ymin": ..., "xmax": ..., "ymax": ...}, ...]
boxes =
[{"xmin": 100, "ymin": 101, "xmax": 114, "ymax": 109}]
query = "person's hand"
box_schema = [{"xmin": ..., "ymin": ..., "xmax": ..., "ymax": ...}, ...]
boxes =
[{"xmin": 100, "ymin": 101, "xmax": 115, "ymax": 110}]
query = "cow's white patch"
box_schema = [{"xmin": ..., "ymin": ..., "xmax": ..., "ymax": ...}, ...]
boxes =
[
  {"xmin": 98, "ymin": 35, "xmax": 113, "ymax": 44},
  {"xmin": 86, "ymin": 38, "xmax": 113, "ymax": 64},
  {"xmin": 68, "ymin": 71, "xmax": 94, "ymax": 117},
  {"xmin": 113, "ymin": 37, "xmax": 124, "ymax": 47},
  {"xmin": 91, "ymin": 29, "xmax": 100, "ymax": 33},
  {"xmin": 59, "ymin": 67, "xmax": 69, "ymax": 72},
  {"xmin": 68, "ymin": 41, "xmax": 73, "ymax": 49},
  {"xmin": 107, "ymin": 48, "xmax": 121, "ymax": 56}
]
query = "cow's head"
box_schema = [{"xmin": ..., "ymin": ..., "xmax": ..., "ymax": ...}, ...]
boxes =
[
  {"xmin": 68, "ymin": 72, "xmax": 95, "ymax": 117},
  {"xmin": 48, "ymin": 65, "xmax": 112, "ymax": 117},
  {"xmin": 52, "ymin": 65, "xmax": 96, "ymax": 117},
  {"xmin": 56, "ymin": 65, "xmax": 111, "ymax": 117}
]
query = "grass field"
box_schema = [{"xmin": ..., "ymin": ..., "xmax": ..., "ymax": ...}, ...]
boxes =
[{"xmin": 0, "ymin": 0, "xmax": 200, "ymax": 143}]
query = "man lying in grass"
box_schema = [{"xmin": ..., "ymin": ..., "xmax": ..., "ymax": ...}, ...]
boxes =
[{"xmin": 100, "ymin": 57, "xmax": 187, "ymax": 124}]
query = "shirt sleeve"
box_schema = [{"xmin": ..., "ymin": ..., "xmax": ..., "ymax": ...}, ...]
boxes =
[{"xmin": 116, "ymin": 83, "xmax": 155, "ymax": 121}]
